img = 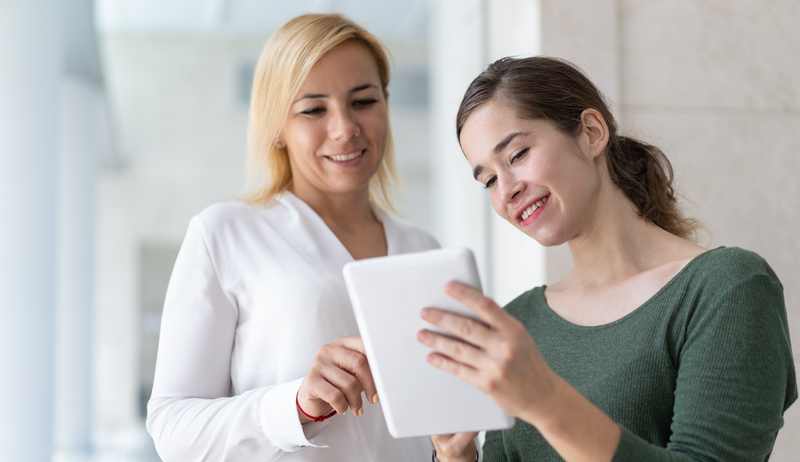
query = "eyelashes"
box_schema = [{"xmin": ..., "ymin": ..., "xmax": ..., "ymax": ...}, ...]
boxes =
[
  {"xmin": 299, "ymin": 99, "xmax": 378, "ymax": 116},
  {"xmin": 353, "ymin": 98, "xmax": 377, "ymax": 107},
  {"xmin": 482, "ymin": 147, "xmax": 530, "ymax": 189},
  {"xmin": 511, "ymin": 147, "xmax": 529, "ymax": 163}
]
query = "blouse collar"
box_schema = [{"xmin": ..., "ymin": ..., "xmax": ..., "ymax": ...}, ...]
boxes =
[{"xmin": 278, "ymin": 190, "xmax": 399, "ymax": 263}]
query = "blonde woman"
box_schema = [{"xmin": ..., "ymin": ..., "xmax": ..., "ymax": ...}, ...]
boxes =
[{"xmin": 146, "ymin": 14, "xmax": 437, "ymax": 461}]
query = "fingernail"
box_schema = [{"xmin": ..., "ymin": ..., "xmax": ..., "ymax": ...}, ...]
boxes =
[
  {"xmin": 372, "ymin": 393, "xmax": 379, "ymax": 404},
  {"xmin": 342, "ymin": 409, "xmax": 347, "ymax": 415},
  {"xmin": 357, "ymin": 406, "xmax": 364, "ymax": 416}
]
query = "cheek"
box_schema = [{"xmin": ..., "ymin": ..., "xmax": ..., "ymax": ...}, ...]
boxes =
[
  {"xmin": 364, "ymin": 112, "xmax": 389, "ymax": 145},
  {"xmin": 559, "ymin": 159, "xmax": 599, "ymax": 201},
  {"xmin": 284, "ymin": 122, "xmax": 323, "ymax": 154},
  {"xmin": 490, "ymin": 194, "xmax": 512, "ymax": 222}
]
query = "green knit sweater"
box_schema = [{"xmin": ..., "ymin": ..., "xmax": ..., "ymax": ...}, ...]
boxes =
[{"xmin": 483, "ymin": 247, "xmax": 797, "ymax": 462}]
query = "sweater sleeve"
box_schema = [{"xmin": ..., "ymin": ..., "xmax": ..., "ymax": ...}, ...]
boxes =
[
  {"xmin": 146, "ymin": 217, "xmax": 329, "ymax": 461},
  {"xmin": 613, "ymin": 270, "xmax": 797, "ymax": 462}
]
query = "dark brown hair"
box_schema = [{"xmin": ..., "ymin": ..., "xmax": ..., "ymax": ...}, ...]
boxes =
[{"xmin": 456, "ymin": 56, "xmax": 699, "ymax": 240}]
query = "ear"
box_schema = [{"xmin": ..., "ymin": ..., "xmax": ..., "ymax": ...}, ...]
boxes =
[
  {"xmin": 274, "ymin": 133, "xmax": 286, "ymax": 149},
  {"xmin": 578, "ymin": 108, "xmax": 609, "ymax": 160}
]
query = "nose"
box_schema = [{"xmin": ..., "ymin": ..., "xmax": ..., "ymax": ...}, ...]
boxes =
[
  {"xmin": 329, "ymin": 106, "xmax": 360, "ymax": 141},
  {"xmin": 498, "ymin": 171, "xmax": 524, "ymax": 204}
]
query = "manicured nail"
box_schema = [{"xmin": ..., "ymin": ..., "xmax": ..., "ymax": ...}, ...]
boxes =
[
  {"xmin": 342, "ymin": 409, "xmax": 347, "ymax": 415},
  {"xmin": 357, "ymin": 406, "xmax": 364, "ymax": 416},
  {"xmin": 372, "ymin": 393, "xmax": 379, "ymax": 404}
]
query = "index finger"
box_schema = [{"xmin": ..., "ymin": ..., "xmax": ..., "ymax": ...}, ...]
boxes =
[
  {"xmin": 444, "ymin": 281, "xmax": 510, "ymax": 329},
  {"xmin": 332, "ymin": 336, "xmax": 379, "ymax": 404},
  {"xmin": 334, "ymin": 336, "xmax": 366, "ymax": 355}
]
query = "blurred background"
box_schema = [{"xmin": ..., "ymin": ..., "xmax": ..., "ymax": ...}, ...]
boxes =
[{"xmin": 1, "ymin": 0, "xmax": 798, "ymax": 461}]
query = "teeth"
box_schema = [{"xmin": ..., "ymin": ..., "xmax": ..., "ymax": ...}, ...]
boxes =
[
  {"xmin": 330, "ymin": 150, "xmax": 363, "ymax": 162},
  {"xmin": 521, "ymin": 197, "xmax": 548, "ymax": 221}
]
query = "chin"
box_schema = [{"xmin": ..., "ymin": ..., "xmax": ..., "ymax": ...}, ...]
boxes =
[
  {"xmin": 328, "ymin": 169, "xmax": 379, "ymax": 188},
  {"xmin": 525, "ymin": 228, "xmax": 567, "ymax": 248},
  {"xmin": 327, "ymin": 179, "xmax": 373, "ymax": 195}
]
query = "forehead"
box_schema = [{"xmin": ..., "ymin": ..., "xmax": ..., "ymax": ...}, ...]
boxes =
[
  {"xmin": 460, "ymin": 100, "xmax": 527, "ymax": 162},
  {"xmin": 298, "ymin": 42, "xmax": 381, "ymax": 93}
]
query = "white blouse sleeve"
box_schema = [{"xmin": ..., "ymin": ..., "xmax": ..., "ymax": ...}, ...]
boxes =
[{"xmin": 146, "ymin": 217, "xmax": 328, "ymax": 461}]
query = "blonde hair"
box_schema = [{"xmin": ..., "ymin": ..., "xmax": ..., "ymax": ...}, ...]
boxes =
[{"xmin": 240, "ymin": 13, "xmax": 399, "ymax": 211}]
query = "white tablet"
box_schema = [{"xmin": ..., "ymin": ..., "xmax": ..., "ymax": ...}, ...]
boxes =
[{"xmin": 342, "ymin": 247, "xmax": 515, "ymax": 438}]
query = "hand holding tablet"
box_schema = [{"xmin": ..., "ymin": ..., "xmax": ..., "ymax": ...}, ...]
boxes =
[{"xmin": 343, "ymin": 247, "xmax": 514, "ymax": 438}]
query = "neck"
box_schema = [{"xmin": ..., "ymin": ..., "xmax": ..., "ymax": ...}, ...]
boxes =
[
  {"xmin": 565, "ymin": 184, "xmax": 674, "ymax": 287},
  {"xmin": 289, "ymin": 182, "xmax": 377, "ymax": 231}
]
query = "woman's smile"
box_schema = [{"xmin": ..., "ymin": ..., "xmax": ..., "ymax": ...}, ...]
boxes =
[
  {"xmin": 325, "ymin": 149, "xmax": 365, "ymax": 165},
  {"xmin": 517, "ymin": 194, "xmax": 549, "ymax": 225}
]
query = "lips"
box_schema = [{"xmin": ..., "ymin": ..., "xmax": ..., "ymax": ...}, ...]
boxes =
[
  {"xmin": 326, "ymin": 150, "xmax": 364, "ymax": 162},
  {"xmin": 516, "ymin": 195, "xmax": 549, "ymax": 223}
]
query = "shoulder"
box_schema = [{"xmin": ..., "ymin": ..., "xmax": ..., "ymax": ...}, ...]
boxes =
[
  {"xmin": 396, "ymin": 221, "xmax": 441, "ymax": 250},
  {"xmin": 504, "ymin": 285, "xmax": 547, "ymax": 321},
  {"xmin": 677, "ymin": 248, "xmax": 796, "ymax": 409},
  {"xmin": 191, "ymin": 201, "xmax": 283, "ymax": 238},
  {"xmin": 195, "ymin": 201, "xmax": 263, "ymax": 229},
  {"xmin": 378, "ymin": 211, "xmax": 441, "ymax": 253},
  {"xmin": 679, "ymin": 247, "xmax": 786, "ymax": 333},
  {"xmin": 694, "ymin": 246, "xmax": 775, "ymax": 275},
  {"xmin": 183, "ymin": 201, "xmax": 299, "ymax": 261},
  {"xmin": 688, "ymin": 246, "xmax": 780, "ymax": 291}
]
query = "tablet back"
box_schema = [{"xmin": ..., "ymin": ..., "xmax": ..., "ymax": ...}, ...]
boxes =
[{"xmin": 343, "ymin": 247, "xmax": 514, "ymax": 438}]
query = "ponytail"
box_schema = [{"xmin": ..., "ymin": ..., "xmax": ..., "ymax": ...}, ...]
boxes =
[{"xmin": 607, "ymin": 136, "xmax": 699, "ymax": 240}]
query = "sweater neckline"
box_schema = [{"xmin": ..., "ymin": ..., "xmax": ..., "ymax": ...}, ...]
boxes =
[{"xmin": 536, "ymin": 246, "xmax": 725, "ymax": 330}]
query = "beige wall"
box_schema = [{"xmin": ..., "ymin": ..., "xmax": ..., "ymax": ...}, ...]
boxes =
[{"xmin": 541, "ymin": 0, "xmax": 800, "ymax": 458}]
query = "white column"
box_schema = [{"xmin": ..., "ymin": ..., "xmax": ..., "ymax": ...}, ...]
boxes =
[
  {"xmin": 486, "ymin": 0, "xmax": 541, "ymax": 61},
  {"xmin": 539, "ymin": 0, "xmax": 621, "ymax": 283},
  {"xmin": 0, "ymin": 1, "xmax": 61, "ymax": 461},
  {"xmin": 429, "ymin": 0, "xmax": 493, "ymax": 289},
  {"xmin": 486, "ymin": 0, "xmax": 546, "ymax": 305},
  {"xmin": 430, "ymin": 0, "xmax": 546, "ymax": 303},
  {"xmin": 54, "ymin": 77, "xmax": 103, "ymax": 460}
]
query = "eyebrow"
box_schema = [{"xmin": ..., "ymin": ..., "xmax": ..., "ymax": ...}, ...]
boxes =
[
  {"xmin": 293, "ymin": 83, "xmax": 379, "ymax": 103},
  {"xmin": 472, "ymin": 131, "xmax": 529, "ymax": 180}
]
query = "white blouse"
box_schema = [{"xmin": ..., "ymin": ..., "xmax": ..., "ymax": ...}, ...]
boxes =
[{"xmin": 147, "ymin": 192, "xmax": 439, "ymax": 461}]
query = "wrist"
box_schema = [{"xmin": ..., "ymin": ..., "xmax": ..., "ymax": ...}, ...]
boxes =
[
  {"xmin": 525, "ymin": 376, "xmax": 621, "ymax": 462},
  {"xmin": 517, "ymin": 368, "xmax": 565, "ymax": 429},
  {"xmin": 296, "ymin": 393, "xmax": 336, "ymax": 424},
  {"xmin": 297, "ymin": 409, "xmax": 313, "ymax": 425}
]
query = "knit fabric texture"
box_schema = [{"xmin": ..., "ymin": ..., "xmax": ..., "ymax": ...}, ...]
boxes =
[{"xmin": 483, "ymin": 247, "xmax": 797, "ymax": 462}]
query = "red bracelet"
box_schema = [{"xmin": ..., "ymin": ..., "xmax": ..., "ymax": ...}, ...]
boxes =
[{"xmin": 296, "ymin": 395, "xmax": 337, "ymax": 422}]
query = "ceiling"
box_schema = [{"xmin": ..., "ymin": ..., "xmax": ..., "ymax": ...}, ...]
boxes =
[{"xmin": 95, "ymin": 0, "xmax": 430, "ymax": 41}]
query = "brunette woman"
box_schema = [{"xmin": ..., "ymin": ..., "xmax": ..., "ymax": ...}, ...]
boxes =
[{"xmin": 420, "ymin": 57, "xmax": 796, "ymax": 462}]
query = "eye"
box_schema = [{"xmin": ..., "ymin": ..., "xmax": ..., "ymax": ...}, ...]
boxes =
[
  {"xmin": 483, "ymin": 176, "xmax": 497, "ymax": 189},
  {"xmin": 353, "ymin": 98, "xmax": 377, "ymax": 108},
  {"xmin": 301, "ymin": 107, "xmax": 325, "ymax": 116},
  {"xmin": 510, "ymin": 147, "xmax": 529, "ymax": 164}
]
